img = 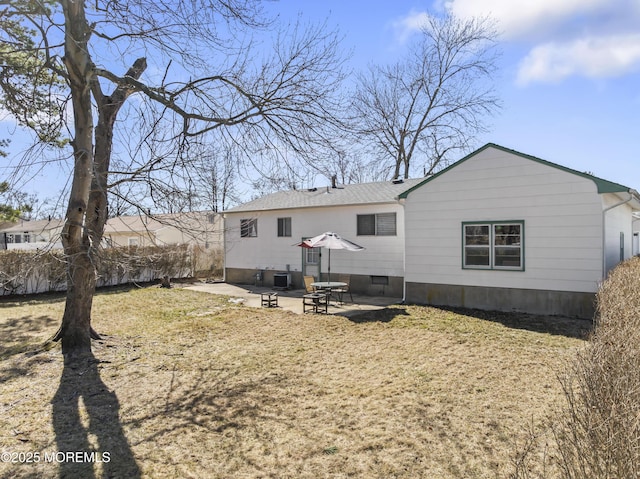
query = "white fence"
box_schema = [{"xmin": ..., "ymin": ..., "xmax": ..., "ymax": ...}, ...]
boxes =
[
  {"xmin": 5, "ymin": 241, "xmax": 64, "ymax": 251},
  {"xmin": 0, "ymin": 245, "xmax": 215, "ymax": 296}
]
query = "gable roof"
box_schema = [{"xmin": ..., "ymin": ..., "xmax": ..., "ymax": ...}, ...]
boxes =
[
  {"xmin": 104, "ymin": 211, "xmax": 218, "ymax": 234},
  {"xmin": 0, "ymin": 212, "xmax": 219, "ymax": 236},
  {"xmin": 399, "ymin": 143, "xmax": 637, "ymax": 199},
  {"xmin": 225, "ymin": 178, "xmax": 424, "ymax": 213},
  {"xmin": 0, "ymin": 218, "xmax": 64, "ymax": 234}
]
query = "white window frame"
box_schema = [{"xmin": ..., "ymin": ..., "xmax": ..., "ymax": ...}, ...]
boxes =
[
  {"xmin": 462, "ymin": 221, "xmax": 524, "ymax": 271},
  {"xmin": 306, "ymin": 247, "xmax": 319, "ymax": 264}
]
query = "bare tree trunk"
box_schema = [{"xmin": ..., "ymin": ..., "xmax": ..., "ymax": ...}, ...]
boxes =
[
  {"xmin": 53, "ymin": 0, "xmax": 96, "ymax": 358},
  {"xmin": 54, "ymin": 2, "xmax": 147, "ymax": 359},
  {"xmin": 56, "ymin": 252, "xmax": 97, "ymax": 355}
]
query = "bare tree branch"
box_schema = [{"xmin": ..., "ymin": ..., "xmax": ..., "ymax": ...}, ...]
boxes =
[{"xmin": 352, "ymin": 13, "xmax": 501, "ymax": 179}]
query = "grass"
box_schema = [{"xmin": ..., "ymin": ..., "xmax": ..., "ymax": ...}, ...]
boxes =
[{"xmin": 0, "ymin": 285, "xmax": 590, "ymax": 478}]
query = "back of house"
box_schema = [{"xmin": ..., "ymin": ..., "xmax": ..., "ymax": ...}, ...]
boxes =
[
  {"xmin": 399, "ymin": 143, "xmax": 640, "ymax": 318},
  {"xmin": 223, "ymin": 179, "xmax": 423, "ymax": 296}
]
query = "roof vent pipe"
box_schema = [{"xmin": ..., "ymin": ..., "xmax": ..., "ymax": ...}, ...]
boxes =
[{"xmin": 331, "ymin": 175, "xmax": 337, "ymax": 188}]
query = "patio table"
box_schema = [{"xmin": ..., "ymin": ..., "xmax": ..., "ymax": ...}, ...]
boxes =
[
  {"xmin": 311, "ymin": 281, "xmax": 347, "ymax": 290},
  {"xmin": 311, "ymin": 282, "xmax": 347, "ymax": 304}
]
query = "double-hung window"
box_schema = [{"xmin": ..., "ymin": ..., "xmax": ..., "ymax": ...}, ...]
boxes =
[
  {"xmin": 277, "ymin": 217, "xmax": 292, "ymax": 237},
  {"xmin": 463, "ymin": 221, "xmax": 523, "ymax": 270},
  {"xmin": 240, "ymin": 218, "xmax": 258, "ymax": 238},
  {"xmin": 357, "ymin": 213, "xmax": 396, "ymax": 236}
]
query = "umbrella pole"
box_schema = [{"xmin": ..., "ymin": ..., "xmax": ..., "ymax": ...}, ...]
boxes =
[{"xmin": 328, "ymin": 249, "xmax": 331, "ymax": 283}]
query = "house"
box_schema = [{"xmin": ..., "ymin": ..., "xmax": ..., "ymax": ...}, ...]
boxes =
[
  {"xmin": 223, "ymin": 178, "xmax": 424, "ymax": 296},
  {"xmin": 225, "ymin": 144, "xmax": 639, "ymax": 318},
  {"xmin": 633, "ymin": 212, "xmax": 640, "ymax": 256},
  {"xmin": 0, "ymin": 218, "xmax": 64, "ymax": 250},
  {"xmin": 399, "ymin": 143, "xmax": 640, "ymax": 318},
  {"xmin": 103, "ymin": 211, "xmax": 224, "ymax": 275},
  {"xmin": 0, "ymin": 211, "xmax": 223, "ymax": 256},
  {"xmin": 102, "ymin": 211, "xmax": 222, "ymax": 249}
]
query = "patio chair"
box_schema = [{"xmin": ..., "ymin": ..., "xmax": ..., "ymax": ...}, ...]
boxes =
[
  {"xmin": 304, "ymin": 275, "xmax": 316, "ymax": 293},
  {"xmin": 333, "ymin": 274, "xmax": 353, "ymax": 303},
  {"xmin": 302, "ymin": 291, "xmax": 329, "ymax": 314}
]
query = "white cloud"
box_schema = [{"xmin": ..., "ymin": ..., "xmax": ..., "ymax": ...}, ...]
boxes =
[
  {"xmin": 391, "ymin": 10, "xmax": 431, "ymax": 44},
  {"xmin": 517, "ymin": 34, "xmax": 640, "ymax": 84},
  {"xmin": 392, "ymin": 1, "xmax": 640, "ymax": 86},
  {"xmin": 444, "ymin": 0, "xmax": 611, "ymax": 40}
]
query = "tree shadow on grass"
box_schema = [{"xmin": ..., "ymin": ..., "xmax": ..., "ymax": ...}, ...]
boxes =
[
  {"xmin": 436, "ymin": 305, "xmax": 593, "ymax": 340},
  {"xmin": 347, "ymin": 307, "xmax": 411, "ymax": 324},
  {"xmin": 0, "ymin": 315, "xmax": 57, "ymax": 360},
  {"xmin": 128, "ymin": 366, "xmax": 288, "ymax": 444},
  {"xmin": 52, "ymin": 354, "xmax": 141, "ymax": 479}
]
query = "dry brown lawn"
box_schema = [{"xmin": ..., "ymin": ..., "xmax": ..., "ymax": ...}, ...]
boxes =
[{"xmin": 0, "ymin": 286, "xmax": 590, "ymax": 478}]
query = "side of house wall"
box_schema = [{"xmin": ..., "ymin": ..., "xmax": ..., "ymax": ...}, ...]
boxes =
[
  {"xmin": 105, "ymin": 231, "xmax": 155, "ymax": 247},
  {"xmin": 224, "ymin": 202, "xmax": 406, "ymax": 296},
  {"xmin": 403, "ymin": 146, "xmax": 605, "ymax": 318},
  {"xmin": 634, "ymin": 216, "xmax": 640, "ymax": 256},
  {"xmin": 602, "ymin": 195, "xmax": 635, "ymax": 276}
]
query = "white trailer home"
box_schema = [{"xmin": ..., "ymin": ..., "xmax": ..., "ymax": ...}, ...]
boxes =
[
  {"xmin": 399, "ymin": 143, "xmax": 640, "ymax": 318},
  {"xmin": 223, "ymin": 179, "xmax": 422, "ymax": 296}
]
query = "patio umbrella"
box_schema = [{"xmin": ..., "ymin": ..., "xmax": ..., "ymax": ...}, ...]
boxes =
[{"xmin": 295, "ymin": 231, "xmax": 364, "ymax": 282}]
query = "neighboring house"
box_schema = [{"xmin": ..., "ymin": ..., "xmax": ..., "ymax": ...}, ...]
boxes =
[
  {"xmin": 103, "ymin": 211, "xmax": 224, "ymax": 275},
  {"xmin": 399, "ymin": 143, "xmax": 640, "ymax": 318},
  {"xmin": 223, "ymin": 178, "xmax": 424, "ymax": 296},
  {"xmin": 103, "ymin": 211, "xmax": 222, "ymax": 249},
  {"xmin": 0, "ymin": 218, "xmax": 64, "ymax": 250},
  {"xmin": 0, "ymin": 211, "xmax": 223, "ymax": 255}
]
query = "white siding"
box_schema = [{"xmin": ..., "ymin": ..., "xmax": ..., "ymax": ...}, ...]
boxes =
[
  {"xmin": 404, "ymin": 146, "xmax": 605, "ymax": 293},
  {"xmin": 225, "ymin": 203, "xmax": 405, "ymax": 277},
  {"xmin": 602, "ymin": 195, "xmax": 635, "ymax": 275}
]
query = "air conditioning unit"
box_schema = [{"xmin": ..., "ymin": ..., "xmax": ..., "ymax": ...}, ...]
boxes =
[{"xmin": 273, "ymin": 273, "xmax": 291, "ymax": 289}]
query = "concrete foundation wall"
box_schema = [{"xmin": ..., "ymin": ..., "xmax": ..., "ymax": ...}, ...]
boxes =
[
  {"xmin": 225, "ymin": 268, "xmax": 302, "ymax": 289},
  {"xmin": 405, "ymin": 282, "xmax": 595, "ymax": 319},
  {"xmin": 225, "ymin": 267, "xmax": 403, "ymax": 297}
]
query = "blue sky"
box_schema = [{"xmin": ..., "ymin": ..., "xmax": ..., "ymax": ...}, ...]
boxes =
[
  {"xmin": 3, "ymin": 0, "xmax": 640, "ymax": 205},
  {"xmin": 270, "ymin": 0, "xmax": 640, "ymax": 188}
]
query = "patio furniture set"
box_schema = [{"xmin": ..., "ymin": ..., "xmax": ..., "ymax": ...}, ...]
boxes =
[
  {"xmin": 259, "ymin": 275, "xmax": 353, "ymax": 314},
  {"xmin": 263, "ymin": 231, "xmax": 361, "ymax": 314}
]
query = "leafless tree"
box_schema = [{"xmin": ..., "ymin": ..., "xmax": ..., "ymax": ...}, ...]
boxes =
[
  {"xmin": 0, "ymin": 0, "xmax": 347, "ymax": 359},
  {"xmin": 192, "ymin": 147, "xmax": 241, "ymax": 213},
  {"xmin": 352, "ymin": 13, "xmax": 500, "ymax": 179}
]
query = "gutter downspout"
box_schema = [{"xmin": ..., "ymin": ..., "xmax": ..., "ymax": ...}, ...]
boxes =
[
  {"xmin": 397, "ymin": 196, "xmax": 407, "ymax": 304},
  {"xmin": 601, "ymin": 191, "xmax": 636, "ymax": 279},
  {"xmin": 222, "ymin": 213, "xmax": 227, "ymax": 283}
]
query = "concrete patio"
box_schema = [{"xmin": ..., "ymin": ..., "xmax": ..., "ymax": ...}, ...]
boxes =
[{"xmin": 182, "ymin": 281, "xmax": 401, "ymax": 318}]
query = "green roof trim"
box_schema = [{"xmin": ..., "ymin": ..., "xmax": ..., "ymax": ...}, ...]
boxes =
[{"xmin": 398, "ymin": 143, "xmax": 633, "ymax": 199}]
